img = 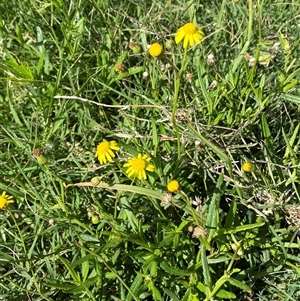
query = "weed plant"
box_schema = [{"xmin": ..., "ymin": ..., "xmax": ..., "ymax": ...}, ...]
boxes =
[{"xmin": 0, "ymin": 0, "xmax": 300, "ymax": 300}]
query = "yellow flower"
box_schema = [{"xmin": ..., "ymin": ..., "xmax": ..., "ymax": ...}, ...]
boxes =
[
  {"xmin": 167, "ymin": 180, "xmax": 180, "ymax": 193},
  {"xmin": 124, "ymin": 153, "xmax": 154, "ymax": 180},
  {"xmin": 0, "ymin": 191, "xmax": 14, "ymax": 209},
  {"xmin": 95, "ymin": 140, "xmax": 120, "ymax": 165},
  {"xmin": 242, "ymin": 162, "xmax": 255, "ymax": 173},
  {"xmin": 175, "ymin": 23, "xmax": 204, "ymax": 48},
  {"xmin": 148, "ymin": 42, "xmax": 163, "ymax": 57}
]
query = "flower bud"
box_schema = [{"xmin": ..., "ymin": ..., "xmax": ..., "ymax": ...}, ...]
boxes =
[
  {"xmin": 91, "ymin": 176, "xmax": 101, "ymax": 186},
  {"xmin": 91, "ymin": 215, "xmax": 100, "ymax": 224},
  {"xmin": 129, "ymin": 41, "xmax": 142, "ymax": 54},
  {"xmin": 37, "ymin": 155, "xmax": 47, "ymax": 165},
  {"xmin": 165, "ymin": 39, "xmax": 174, "ymax": 50}
]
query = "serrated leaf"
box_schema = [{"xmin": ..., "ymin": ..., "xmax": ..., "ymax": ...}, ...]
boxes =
[
  {"xmin": 160, "ymin": 261, "xmax": 190, "ymax": 277},
  {"xmin": 196, "ymin": 281, "xmax": 207, "ymax": 293},
  {"xmin": 162, "ymin": 288, "xmax": 180, "ymax": 301},
  {"xmin": 59, "ymin": 256, "xmax": 80, "ymax": 282},
  {"xmin": 148, "ymin": 280, "xmax": 162, "ymax": 301},
  {"xmin": 227, "ymin": 278, "xmax": 251, "ymax": 292},
  {"xmin": 150, "ymin": 260, "xmax": 158, "ymax": 277},
  {"xmin": 216, "ymin": 289, "xmax": 236, "ymax": 299},
  {"xmin": 218, "ymin": 220, "xmax": 264, "ymax": 235},
  {"xmin": 126, "ymin": 274, "xmax": 144, "ymax": 301},
  {"xmin": 79, "ymin": 234, "xmax": 100, "ymax": 242}
]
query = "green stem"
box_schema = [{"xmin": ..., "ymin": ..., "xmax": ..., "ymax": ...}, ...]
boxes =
[
  {"xmin": 256, "ymin": 0, "xmax": 262, "ymax": 45},
  {"xmin": 247, "ymin": 0, "xmax": 253, "ymax": 43},
  {"xmin": 172, "ymin": 48, "xmax": 188, "ymax": 166},
  {"xmin": 44, "ymin": 165, "xmax": 68, "ymax": 213},
  {"xmin": 180, "ymin": 190, "xmax": 201, "ymax": 226},
  {"xmin": 9, "ymin": 209, "xmax": 27, "ymax": 255}
]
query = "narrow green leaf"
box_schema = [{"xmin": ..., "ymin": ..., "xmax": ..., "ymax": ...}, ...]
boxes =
[
  {"xmin": 218, "ymin": 220, "xmax": 265, "ymax": 235},
  {"xmin": 59, "ymin": 256, "xmax": 80, "ymax": 282},
  {"xmin": 201, "ymin": 245, "xmax": 211, "ymax": 290},
  {"xmin": 227, "ymin": 278, "xmax": 251, "ymax": 292},
  {"xmin": 216, "ymin": 289, "xmax": 236, "ymax": 299},
  {"xmin": 126, "ymin": 274, "xmax": 144, "ymax": 301},
  {"xmin": 43, "ymin": 278, "xmax": 76, "ymax": 290},
  {"xmin": 150, "ymin": 260, "xmax": 158, "ymax": 277},
  {"xmin": 162, "ymin": 288, "xmax": 180, "ymax": 301},
  {"xmin": 160, "ymin": 261, "xmax": 190, "ymax": 277},
  {"xmin": 79, "ymin": 234, "xmax": 100, "ymax": 243},
  {"xmin": 196, "ymin": 281, "xmax": 207, "ymax": 293},
  {"xmin": 282, "ymin": 127, "xmax": 298, "ymax": 165},
  {"xmin": 68, "ymin": 180, "xmax": 166, "ymax": 201},
  {"xmin": 224, "ymin": 199, "xmax": 237, "ymax": 228},
  {"xmin": 282, "ymin": 93, "xmax": 300, "ymax": 104},
  {"xmin": 207, "ymin": 256, "xmax": 231, "ymax": 264},
  {"xmin": 207, "ymin": 173, "xmax": 224, "ymax": 240},
  {"xmin": 187, "ymin": 124, "xmax": 230, "ymax": 163}
]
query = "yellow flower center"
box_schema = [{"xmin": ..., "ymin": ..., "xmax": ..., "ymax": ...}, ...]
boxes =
[
  {"xmin": 183, "ymin": 23, "xmax": 197, "ymax": 34},
  {"xmin": 98, "ymin": 141, "xmax": 110, "ymax": 153},
  {"xmin": 131, "ymin": 158, "xmax": 146, "ymax": 171}
]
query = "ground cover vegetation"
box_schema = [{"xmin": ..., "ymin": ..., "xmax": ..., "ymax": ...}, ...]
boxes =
[{"xmin": 0, "ymin": 0, "xmax": 300, "ymax": 300}]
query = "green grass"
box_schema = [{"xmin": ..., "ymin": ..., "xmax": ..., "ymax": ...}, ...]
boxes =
[{"xmin": 0, "ymin": 0, "xmax": 300, "ymax": 300}]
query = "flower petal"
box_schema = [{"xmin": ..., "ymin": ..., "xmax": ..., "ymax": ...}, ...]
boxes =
[
  {"xmin": 128, "ymin": 169, "xmax": 135, "ymax": 177},
  {"xmin": 193, "ymin": 33, "xmax": 202, "ymax": 44},
  {"xmin": 183, "ymin": 35, "xmax": 189, "ymax": 48},
  {"xmin": 99, "ymin": 154, "xmax": 106, "ymax": 164},
  {"xmin": 175, "ymin": 30, "xmax": 185, "ymax": 44},
  {"xmin": 105, "ymin": 152, "xmax": 113, "ymax": 162},
  {"xmin": 189, "ymin": 35, "xmax": 194, "ymax": 47},
  {"xmin": 146, "ymin": 164, "xmax": 155, "ymax": 172},
  {"xmin": 110, "ymin": 143, "xmax": 120, "ymax": 151},
  {"xmin": 108, "ymin": 149, "xmax": 115, "ymax": 158}
]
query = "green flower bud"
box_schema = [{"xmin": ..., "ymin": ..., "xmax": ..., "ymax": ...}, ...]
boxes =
[
  {"xmin": 91, "ymin": 176, "xmax": 101, "ymax": 186},
  {"xmin": 37, "ymin": 155, "xmax": 47, "ymax": 165},
  {"xmin": 129, "ymin": 41, "xmax": 142, "ymax": 54},
  {"xmin": 165, "ymin": 39, "xmax": 174, "ymax": 50},
  {"xmin": 132, "ymin": 45, "xmax": 142, "ymax": 54},
  {"xmin": 33, "ymin": 149, "xmax": 47, "ymax": 165},
  {"xmin": 91, "ymin": 215, "xmax": 100, "ymax": 224}
]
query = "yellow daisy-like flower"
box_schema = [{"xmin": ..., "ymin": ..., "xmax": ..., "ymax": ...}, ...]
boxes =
[
  {"xmin": 0, "ymin": 191, "xmax": 14, "ymax": 209},
  {"xmin": 95, "ymin": 140, "xmax": 120, "ymax": 165},
  {"xmin": 167, "ymin": 180, "xmax": 180, "ymax": 193},
  {"xmin": 124, "ymin": 153, "xmax": 154, "ymax": 180},
  {"xmin": 175, "ymin": 22, "xmax": 204, "ymax": 49},
  {"xmin": 148, "ymin": 42, "xmax": 163, "ymax": 57},
  {"xmin": 242, "ymin": 162, "xmax": 255, "ymax": 173}
]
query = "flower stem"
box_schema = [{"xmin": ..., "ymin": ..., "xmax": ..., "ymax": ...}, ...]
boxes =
[{"xmin": 172, "ymin": 48, "xmax": 188, "ymax": 166}]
